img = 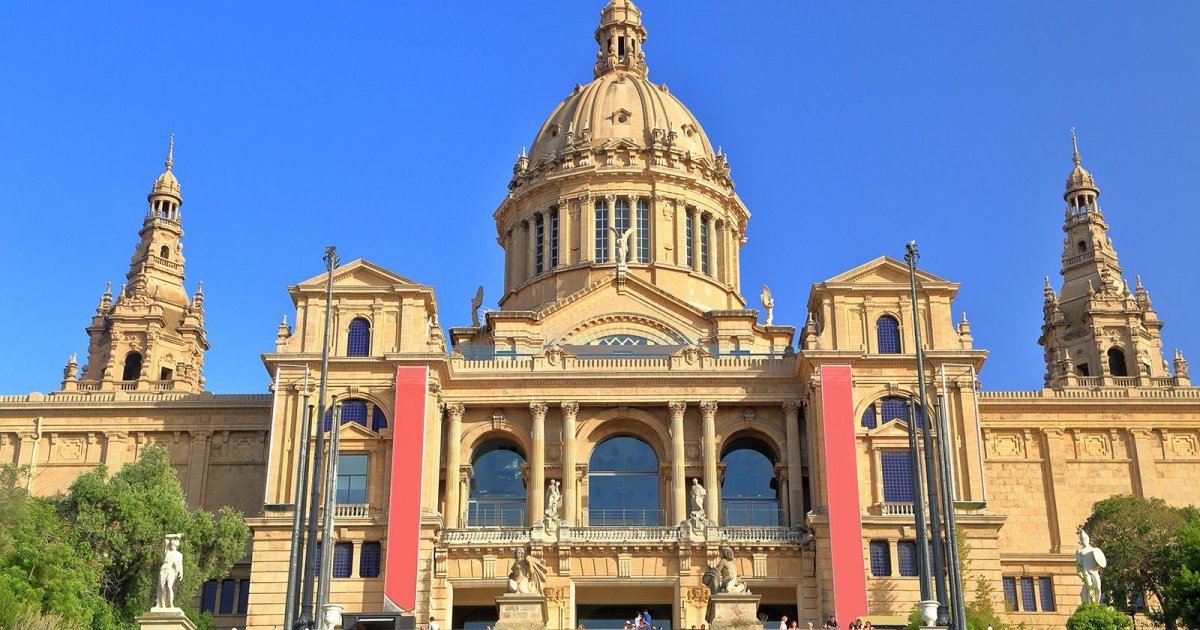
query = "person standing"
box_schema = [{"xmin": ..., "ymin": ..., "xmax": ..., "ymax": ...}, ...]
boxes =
[
  {"xmin": 779, "ymin": 616, "xmax": 789, "ymax": 630},
  {"xmin": 428, "ymin": 617, "xmax": 440, "ymax": 630},
  {"xmin": 824, "ymin": 614, "xmax": 838, "ymax": 630}
]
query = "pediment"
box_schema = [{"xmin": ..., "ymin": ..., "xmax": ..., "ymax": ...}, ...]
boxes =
[
  {"xmin": 866, "ymin": 419, "xmax": 914, "ymax": 439},
  {"xmin": 600, "ymin": 137, "xmax": 640, "ymax": 151},
  {"xmin": 535, "ymin": 272, "xmax": 711, "ymax": 346},
  {"xmin": 824, "ymin": 256, "xmax": 952, "ymax": 286},
  {"xmin": 295, "ymin": 258, "xmax": 419, "ymax": 288},
  {"xmin": 337, "ymin": 419, "xmax": 380, "ymax": 440}
]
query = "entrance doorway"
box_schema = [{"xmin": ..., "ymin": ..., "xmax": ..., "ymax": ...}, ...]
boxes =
[
  {"xmin": 452, "ymin": 605, "xmax": 497, "ymax": 630},
  {"xmin": 576, "ymin": 604, "xmax": 672, "ymax": 630}
]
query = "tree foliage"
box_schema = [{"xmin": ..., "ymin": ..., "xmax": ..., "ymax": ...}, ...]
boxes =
[
  {"xmin": 1162, "ymin": 519, "xmax": 1200, "ymax": 630},
  {"xmin": 0, "ymin": 447, "xmax": 248, "ymax": 630},
  {"xmin": 1084, "ymin": 495, "xmax": 1200, "ymax": 630},
  {"xmin": 1066, "ymin": 603, "xmax": 1133, "ymax": 630}
]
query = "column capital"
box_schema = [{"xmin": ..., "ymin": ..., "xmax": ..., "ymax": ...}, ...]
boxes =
[
  {"xmin": 668, "ymin": 401, "xmax": 687, "ymax": 417},
  {"xmin": 1127, "ymin": 427, "xmax": 1155, "ymax": 439},
  {"xmin": 560, "ymin": 401, "xmax": 580, "ymax": 419},
  {"xmin": 444, "ymin": 402, "xmax": 465, "ymax": 421},
  {"xmin": 529, "ymin": 402, "xmax": 549, "ymax": 421},
  {"xmin": 699, "ymin": 401, "xmax": 718, "ymax": 418},
  {"xmin": 782, "ymin": 401, "xmax": 800, "ymax": 417},
  {"xmin": 604, "ymin": 193, "xmax": 618, "ymax": 207},
  {"xmin": 190, "ymin": 430, "xmax": 214, "ymax": 442}
]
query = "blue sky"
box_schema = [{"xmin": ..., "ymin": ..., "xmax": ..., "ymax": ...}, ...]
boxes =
[{"xmin": 1, "ymin": 2, "xmax": 1198, "ymax": 394}]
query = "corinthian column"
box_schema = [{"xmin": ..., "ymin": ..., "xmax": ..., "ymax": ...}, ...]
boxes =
[
  {"xmin": 783, "ymin": 402, "xmax": 805, "ymax": 527},
  {"xmin": 443, "ymin": 403, "xmax": 465, "ymax": 528},
  {"xmin": 700, "ymin": 401, "xmax": 719, "ymax": 522},
  {"xmin": 669, "ymin": 402, "xmax": 687, "ymax": 523},
  {"xmin": 560, "ymin": 402, "xmax": 579, "ymax": 524},
  {"xmin": 529, "ymin": 402, "xmax": 548, "ymax": 523}
]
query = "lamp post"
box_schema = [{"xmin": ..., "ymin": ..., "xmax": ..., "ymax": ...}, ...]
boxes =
[
  {"xmin": 905, "ymin": 241, "xmax": 949, "ymax": 626},
  {"xmin": 936, "ymin": 395, "xmax": 968, "ymax": 630},
  {"xmin": 279, "ymin": 364, "xmax": 312, "ymax": 630},
  {"xmin": 906, "ymin": 397, "xmax": 934, "ymax": 607}
]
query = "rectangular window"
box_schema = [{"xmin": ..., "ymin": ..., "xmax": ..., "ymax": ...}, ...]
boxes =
[
  {"xmin": 219, "ymin": 578, "xmax": 236, "ymax": 614},
  {"xmin": 314, "ymin": 540, "xmax": 322, "ymax": 578},
  {"xmin": 880, "ymin": 451, "xmax": 914, "ymax": 502},
  {"xmin": 1020, "ymin": 576, "xmax": 1037, "ymax": 612},
  {"xmin": 684, "ymin": 212, "xmax": 694, "ymax": 269},
  {"xmin": 1038, "ymin": 577, "xmax": 1055, "ymax": 611},
  {"xmin": 897, "ymin": 540, "xmax": 918, "ymax": 576},
  {"xmin": 360, "ymin": 541, "xmax": 382, "ymax": 578},
  {"xmin": 636, "ymin": 199, "xmax": 649, "ymax": 263},
  {"xmin": 333, "ymin": 542, "xmax": 353, "ymax": 579},
  {"xmin": 201, "ymin": 579, "xmax": 218, "ymax": 613},
  {"xmin": 869, "ymin": 540, "xmax": 891, "ymax": 576},
  {"xmin": 534, "ymin": 214, "xmax": 545, "ymax": 275},
  {"xmin": 237, "ymin": 579, "xmax": 250, "ymax": 614},
  {"xmin": 337, "ymin": 454, "xmax": 368, "ymax": 504},
  {"xmin": 595, "ymin": 201, "xmax": 609, "ymax": 262},
  {"xmin": 549, "ymin": 208, "xmax": 559, "ymax": 268},
  {"xmin": 614, "ymin": 199, "xmax": 631, "ymax": 254},
  {"xmin": 1002, "ymin": 576, "xmax": 1018, "ymax": 611}
]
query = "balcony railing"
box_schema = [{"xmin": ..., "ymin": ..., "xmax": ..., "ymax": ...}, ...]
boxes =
[
  {"xmin": 566, "ymin": 526, "xmax": 679, "ymax": 543},
  {"xmin": 466, "ymin": 501, "xmax": 525, "ymax": 528},
  {"xmin": 721, "ymin": 500, "xmax": 783, "ymax": 526},
  {"xmin": 878, "ymin": 502, "xmax": 915, "ymax": 516},
  {"xmin": 587, "ymin": 508, "xmax": 664, "ymax": 526},
  {"xmin": 333, "ymin": 504, "xmax": 370, "ymax": 518},
  {"xmin": 442, "ymin": 527, "xmax": 532, "ymax": 545},
  {"xmin": 717, "ymin": 527, "xmax": 811, "ymax": 544}
]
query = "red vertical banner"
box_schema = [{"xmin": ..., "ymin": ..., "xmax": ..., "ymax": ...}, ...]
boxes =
[
  {"xmin": 385, "ymin": 366, "xmax": 428, "ymax": 612},
  {"xmin": 820, "ymin": 364, "xmax": 868, "ymax": 622}
]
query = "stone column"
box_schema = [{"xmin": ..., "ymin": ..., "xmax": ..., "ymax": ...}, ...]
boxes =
[
  {"xmin": 514, "ymin": 222, "xmax": 528, "ymax": 284},
  {"xmin": 560, "ymin": 402, "xmax": 579, "ymax": 525},
  {"xmin": 783, "ymin": 402, "xmax": 805, "ymax": 527},
  {"xmin": 605, "ymin": 195, "xmax": 618, "ymax": 263},
  {"xmin": 705, "ymin": 213, "xmax": 717, "ymax": 275},
  {"xmin": 669, "ymin": 401, "xmax": 688, "ymax": 523},
  {"xmin": 582, "ymin": 196, "xmax": 594, "ymax": 263},
  {"xmin": 103, "ymin": 431, "xmax": 127, "ymax": 469},
  {"xmin": 443, "ymin": 403, "xmax": 465, "ymax": 528},
  {"xmin": 777, "ymin": 472, "xmax": 790, "ymax": 525},
  {"xmin": 525, "ymin": 219, "xmax": 536, "ymax": 279},
  {"xmin": 1128, "ymin": 428, "xmax": 1159, "ymax": 500},
  {"xmin": 690, "ymin": 207, "xmax": 702, "ymax": 271},
  {"xmin": 185, "ymin": 430, "xmax": 212, "ymax": 508},
  {"xmin": 700, "ymin": 401, "xmax": 719, "ymax": 522},
  {"xmin": 530, "ymin": 402, "xmax": 548, "ymax": 523},
  {"xmin": 558, "ymin": 200, "xmax": 572, "ymax": 267},
  {"xmin": 673, "ymin": 199, "xmax": 686, "ymax": 266}
]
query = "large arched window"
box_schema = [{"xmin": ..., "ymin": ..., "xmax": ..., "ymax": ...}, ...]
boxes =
[
  {"xmin": 1107, "ymin": 348, "xmax": 1129, "ymax": 377},
  {"xmin": 876, "ymin": 316, "xmax": 902, "ymax": 354},
  {"xmin": 720, "ymin": 437, "xmax": 781, "ymax": 526},
  {"xmin": 861, "ymin": 396, "xmax": 922, "ymax": 430},
  {"xmin": 122, "ymin": 352, "xmax": 142, "ymax": 381},
  {"xmin": 468, "ymin": 440, "xmax": 526, "ymax": 527},
  {"xmin": 346, "ymin": 318, "xmax": 371, "ymax": 357},
  {"xmin": 324, "ymin": 398, "xmax": 388, "ymax": 432},
  {"xmin": 588, "ymin": 436, "xmax": 660, "ymax": 525}
]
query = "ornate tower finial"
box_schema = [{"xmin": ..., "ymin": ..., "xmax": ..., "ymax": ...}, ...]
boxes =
[
  {"xmin": 165, "ymin": 133, "xmax": 175, "ymax": 171},
  {"xmin": 593, "ymin": 0, "xmax": 649, "ymax": 78},
  {"xmin": 1071, "ymin": 127, "xmax": 1080, "ymax": 167}
]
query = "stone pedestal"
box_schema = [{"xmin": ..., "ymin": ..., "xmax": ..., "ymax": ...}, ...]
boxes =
[
  {"xmin": 137, "ymin": 609, "xmax": 197, "ymax": 630},
  {"xmin": 494, "ymin": 593, "xmax": 547, "ymax": 630},
  {"xmin": 706, "ymin": 593, "xmax": 762, "ymax": 630}
]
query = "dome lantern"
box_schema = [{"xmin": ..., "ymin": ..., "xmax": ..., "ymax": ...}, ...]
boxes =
[{"xmin": 593, "ymin": 0, "xmax": 649, "ymax": 78}]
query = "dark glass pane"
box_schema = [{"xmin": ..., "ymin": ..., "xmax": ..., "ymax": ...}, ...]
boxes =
[
  {"xmin": 897, "ymin": 541, "xmax": 918, "ymax": 576},
  {"xmin": 877, "ymin": 316, "xmax": 901, "ymax": 353},
  {"xmin": 237, "ymin": 579, "xmax": 250, "ymax": 614},
  {"xmin": 347, "ymin": 318, "xmax": 370, "ymax": 356},
  {"xmin": 470, "ymin": 448, "xmax": 526, "ymax": 500},
  {"xmin": 1038, "ymin": 577, "xmax": 1055, "ymax": 611},
  {"xmin": 721, "ymin": 449, "xmax": 776, "ymax": 499},
  {"xmin": 869, "ymin": 541, "xmax": 891, "ymax": 576},
  {"xmin": 1002, "ymin": 577, "xmax": 1018, "ymax": 611},
  {"xmin": 588, "ymin": 475, "xmax": 658, "ymax": 524},
  {"xmin": 861, "ymin": 405, "xmax": 877, "ymax": 429},
  {"xmin": 201, "ymin": 580, "xmax": 218, "ymax": 613},
  {"xmin": 881, "ymin": 451, "xmax": 913, "ymax": 502},
  {"xmin": 589, "ymin": 436, "xmax": 657, "ymax": 473},
  {"xmin": 219, "ymin": 578, "xmax": 236, "ymax": 614},
  {"xmin": 360, "ymin": 541, "xmax": 382, "ymax": 578},
  {"xmin": 1020, "ymin": 576, "xmax": 1036, "ymax": 612},
  {"xmin": 333, "ymin": 542, "xmax": 353, "ymax": 578}
]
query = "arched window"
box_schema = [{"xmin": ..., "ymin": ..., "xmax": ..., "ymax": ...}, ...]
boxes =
[
  {"xmin": 862, "ymin": 396, "xmax": 922, "ymax": 430},
  {"xmin": 122, "ymin": 352, "xmax": 142, "ymax": 381},
  {"xmin": 468, "ymin": 440, "xmax": 526, "ymax": 527},
  {"xmin": 534, "ymin": 214, "xmax": 545, "ymax": 275},
  {"xmin": 346, "ymin": 318, "xmax": 371, "ymax": 357},
  {"xmin": 159, "ymin": 245, "xmax": 170, "ymax": 259},
  {"xmin": 324, "ymin": 398, "xmax": 387, "ymax": 432},
  {"xmin": 876, "ymin": 316, "xmax": 902, "ymax": 354},
  {"xmin": 588, "ymin": 436, "xmax": 660, "ymax": 525},
  {"xmin": 1107, "ymin": 348, "xmax": 1128, "ymax": 377},
  {"xmin": 1077, "ymin": 241, "xmax": 1088, "ymax": 254},
  {"xmin": 720, "ymin": 437, "xmax": 781, "ymax": 526}
]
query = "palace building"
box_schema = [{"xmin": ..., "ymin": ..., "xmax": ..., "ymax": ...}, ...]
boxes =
[{"xmin": 2, "ymin": 1, "xmax": 1198, "ymax": 628}]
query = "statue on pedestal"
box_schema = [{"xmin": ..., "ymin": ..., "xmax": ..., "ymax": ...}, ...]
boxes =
[
  {"xmin": 691, "ymin": 478, "xmax": 707, "ymax": 517},
  {"xmin": 1076, "ymin": 528, "xmax": 1107, "ymax": 604},
  {"xmin": 506, "ymin": 546, "xmax": 547, "ymax": 595},
  {"xmin": 703, "ymin": 546, "xmax": 750, "ymax": 595},
  {"xmin": 156, "ymin": 534, "xmax": 185, "ymax": 610},
  {"xmin": 760, "ymin": 285, "xmax": 774, "ymax": 326},
  {"xmin": 546, "ymin": 480, "xmax": 561, "ymax": 519}
]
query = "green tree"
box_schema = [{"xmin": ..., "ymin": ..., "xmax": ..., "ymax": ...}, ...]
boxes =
[
  {"xmin": 1066, "ymin": 603, "xmax": 1133, "ymax": 630},
  {"xmin": 1084, "ymin": 496, "xmax": 1199, "ymax": 630},
  {"xmin": 1162, "ymin": 519, "xmax": 1200, "ymax": 630}
]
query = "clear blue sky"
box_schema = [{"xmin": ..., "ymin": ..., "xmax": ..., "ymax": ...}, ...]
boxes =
[{"xmin": 2, "ymin": 2, "xmax": 1198, "ymax": 394}]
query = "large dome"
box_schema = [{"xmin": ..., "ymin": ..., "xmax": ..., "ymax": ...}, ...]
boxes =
[{"xmin": 528, "ymin": 71, "xmax": 716, "ymax": 162}]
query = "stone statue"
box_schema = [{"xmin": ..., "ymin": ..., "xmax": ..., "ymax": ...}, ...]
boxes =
[
  {"xmin": 691, "ymin": 478, "xmax": 707, "ymax": 516},
  {"xmin": 471, "ymin": 285, "xmax": 484, "ymax": 327},
  {"xmin": 760, "ymin": 285, "xmax": 774, "ymax": 326},
  {"xmin": 608, "ymin": 225, "xmax": 635, "ymax": 265},
  {"xmin": 702, "ymin": 546, "xmax": 750, "ymax": 594},
  {"xmin": 156, "ymin": 534, "xmax": 185, "ymax": 609},
  {"xmin": 546, "ymin": 479, "xmax": 561, "ymax": 518},
  {"xmin": 506, "ymin": 546, "xmax": 547, "ymax": 595},
  {"xmin": 1076, "ymin": 528, "xmax": 1107, "ymax": 604}
]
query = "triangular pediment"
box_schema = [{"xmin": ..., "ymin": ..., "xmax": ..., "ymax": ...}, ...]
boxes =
[
  {"xmin": 867, "ymin": 419, "xmax": 914, "ymax": 438},
  {"xmin": 600, "ymin": 137, "xmax": 640, "ymax": 151},
  {"xmin": 295, "ymin": 258, "xmax": 419, "ymax": 288},
  {"xmin": 824, "ymin": 256, "xmax": 952, "ymax": 286},
  {"xmin": 337, "ymin": 420, "xmax": 380, "ymax": 440}
]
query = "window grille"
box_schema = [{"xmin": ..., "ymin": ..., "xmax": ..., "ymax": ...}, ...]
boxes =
[
  {"xmin": 700, "ymin": 215, "xmax": 710, "ymax": 274},
  {"xmin": 550, "ymin": 208, "xmax": 560, "ymax": 268},
  {"xmin": 636, "ymin": 199, "xmax": 649, "ymax": 262},
  {"xmin": 897, "ymin": 541, "xmax": 918, "ymax": 576},
  {"xmin": 595, "ymin": 201, "xmax": 609, "ymax": 261},
  {"xmin": 360, "ymin": 541, "xmax": 382, "ymax": 578},
  {"xmin": 877, "ymin": 316, "xmax": 902, "ymax": 353},
  {"xmin": 534, "ymin": 214, "xmax": 545, "ymax": 275},
  {"xmin": 685, "ymin": 211, "xmax": 694, "ymax": 267},
  {"xmin": 593, "ymin": 334, "xmax": 650, "ymax": 346},
  {"xmin": 869, "ymin": 541, "xmax": 892, "ymax": 576},
  {"xmin": 347, "ymin": 318, "xmax": 370, "ymax": 357},
  {"xmin": 323, "ymin": 399, "xmax": 386, "ymax": 431},
  {"xmin": 861, "ymin": 405, "xmax": 877, "ymax": 429},
  {"xmin": 1020, "ymin": 576, "xmax": 1037, "ymax": 612},
  {"xmin": 333, "ymin": 542, "xmax": 353, "ymax": 578},
  {"xmin": 880, "ymin": 451, "xmax": 913, "ymax": 502},
  {"xmin": 1002, "ymin": 577, "xmax": 1018, "ymax": 610},
  {"xmin": 881, "ymin": 397, "xmax": 918, "ymax": 427},
  {"xmin": 219, "ymin": 578, "xmax": 236, "ymax": 614},
  {"xmin": 1038, "ymin": 577, "xmax": 1055, "ymax": 611}
]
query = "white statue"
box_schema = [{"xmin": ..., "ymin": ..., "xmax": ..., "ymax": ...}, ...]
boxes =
[
  {"xmin": 690, "ymin": 478, "xmax": 707, "ymax": 516},
  {"xmin": 546, "ymin": 479, "xmax": 561, "ymax": 518},
  {"xmin": 1076, "ymin": 528, "xmax": 1107, "ymax": 604},
  {"xmin": 608, "ymin": 225, "xmax": 635, "ymax": 266},
  {"xmin": 156, "ymin": 534, "xmax": 185, "ymax": 610},
  {"xmin": 702, "ymin": 546, "xmax": 750, "ymax": 594},
  {"xmin": 760, "ymin": 285, "xmax": 774, "ymax": 326},
  {"xmin": 470, "ymin": 286, "xmax": 484, "ymax": 327},
  {"xmin": 506, "ymin": 546, "xmax": 548, "ymax": 594}
]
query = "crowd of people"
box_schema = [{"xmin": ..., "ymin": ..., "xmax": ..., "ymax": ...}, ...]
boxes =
[{"xmin": 460, "ymin": 610, "xmax": 879, "ymax": 630}]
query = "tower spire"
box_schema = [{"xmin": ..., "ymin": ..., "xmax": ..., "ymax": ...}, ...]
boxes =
[
  {"xmin": 165, "ymin": 133, "xmax": 175, "ymax": 171},
  {"xmin": 1071, "ymin": 127, "xmax": 1081, "ymax": 166}
]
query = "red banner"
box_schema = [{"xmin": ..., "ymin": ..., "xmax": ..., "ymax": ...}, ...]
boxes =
[
  {"xmin": 385, "ymin": 366, "xmax": 429, "ymax": 612},
  {"xmin": 820, "ymin": 365, "xmax": 868, "ymax": 622}
]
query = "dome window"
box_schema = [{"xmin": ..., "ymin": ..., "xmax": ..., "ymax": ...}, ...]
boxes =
[
  {"xmin": 549, "ymin": 123, "xmax": 561, "ymax": 138},
  {"xmin": 613, "ymin": 108, "xmax": 632, "ymax": 125}
]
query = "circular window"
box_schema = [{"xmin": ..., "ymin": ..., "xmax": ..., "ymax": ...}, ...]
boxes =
[{"xmin": 617, "ymin": 113, "xmax": 629, "ymax": 124}]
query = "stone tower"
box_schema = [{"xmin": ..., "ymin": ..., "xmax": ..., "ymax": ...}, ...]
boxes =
[
  {"xmin": 64, "ymin": 138, "xmax": 210, "ymax": 392},
  {"xmin": 1039, "ymin": 131, "xmax": 1188, "ymax": 388}
]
